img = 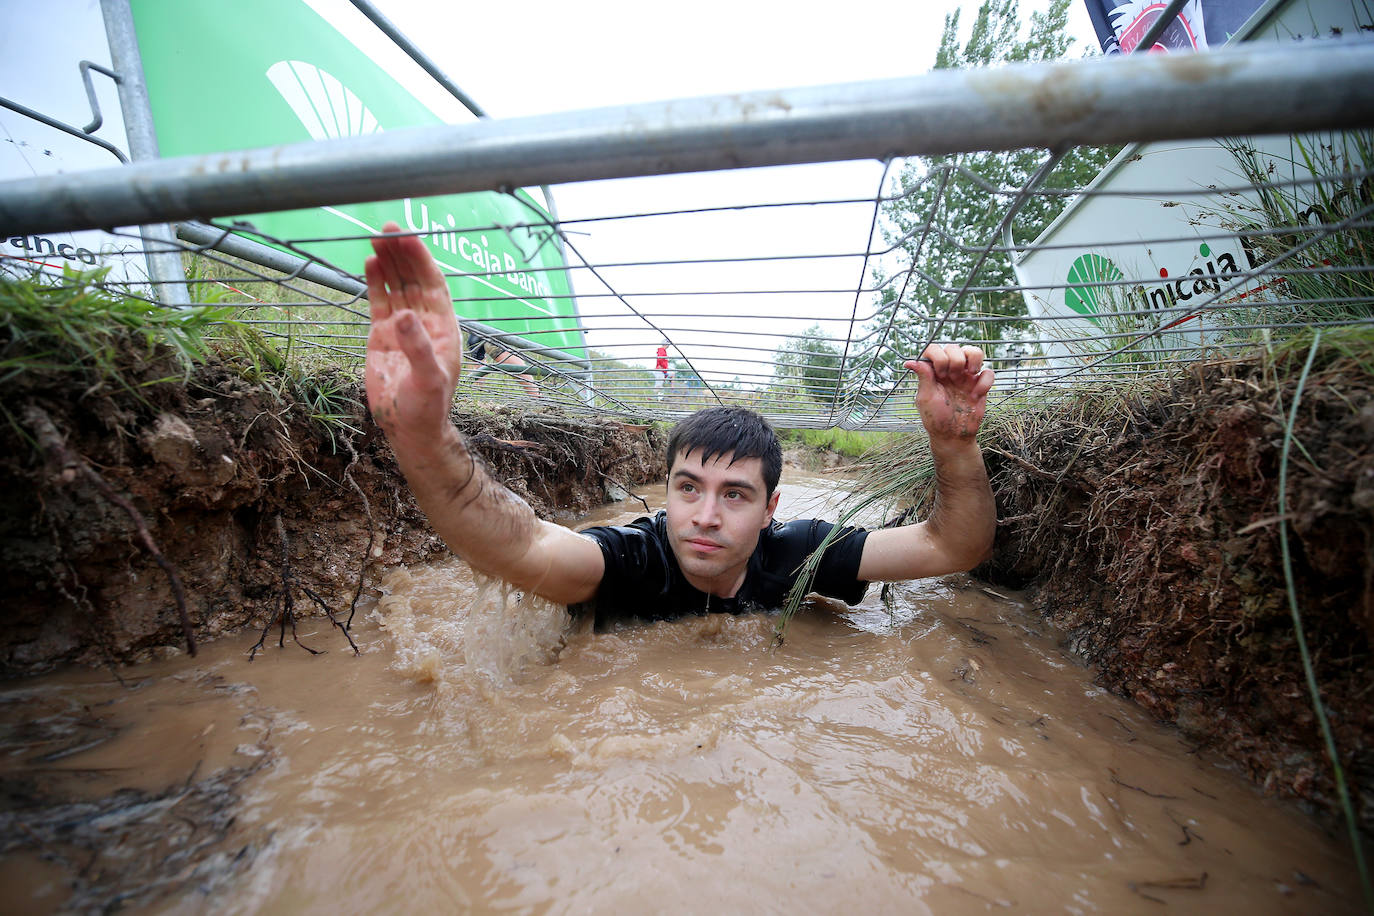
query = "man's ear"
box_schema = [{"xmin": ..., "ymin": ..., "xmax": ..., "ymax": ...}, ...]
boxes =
[{"xmin": 763, "ymin": 489, "xmax": 780, "ymax": 527}]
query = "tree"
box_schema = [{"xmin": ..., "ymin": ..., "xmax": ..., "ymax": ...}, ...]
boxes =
[
  {"xmin": 773, "ymin": 324, "xmax": 842, "ymax": 406},
  {"xmin": 857, "ymin": 0, "xmax": 1117, "ymax": 388}
]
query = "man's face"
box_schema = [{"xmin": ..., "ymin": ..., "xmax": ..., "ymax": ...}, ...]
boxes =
[{"xmin": 665, "ymin": 448, "xmax": 780, "ymax": 597}]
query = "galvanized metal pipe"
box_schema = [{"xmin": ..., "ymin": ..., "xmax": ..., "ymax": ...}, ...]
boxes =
[
  {"xmin": 98, "ymin": 0, "xmax": 190, "ymax": 305},
  {"xmin": 3, "ymin": 38, "xmax": 1373, "ymax": 238}
]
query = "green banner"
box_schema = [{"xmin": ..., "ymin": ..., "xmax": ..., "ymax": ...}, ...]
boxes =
[{"xmin": 129, "ymin": 0, "xmax": 584, "ymax": 360}]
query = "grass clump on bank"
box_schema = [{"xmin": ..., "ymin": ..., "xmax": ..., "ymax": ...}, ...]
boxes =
[
  {"xmin": 777, "ymin": 427, "xmax": 898, "ymax": 459},
  {"xmin": 0, "ymin": 268, "xmax": 232, "ymax": 391},
  {"xmin": 0, "ymin": 269, "xmax": 361, "ymax": 449}
]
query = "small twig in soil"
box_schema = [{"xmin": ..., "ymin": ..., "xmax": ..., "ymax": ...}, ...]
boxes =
[
  {"xmin": 597, "ymin": 470, "xmax": 650, "ymax": 513},
  {"xmin": 249, "ymin": 516, "xmax": 321, "ymax": 660},
  {"xmin": 984, "ymin": 446, "xmax": 1060, "ymax": 483},
  {"xmin": 1235, "ymin": 513, "xmax": 1295, "ymax": 535},
  {"xmin": 468, "ymin": 435, "xmax": 546, "ymax": 452},
  {"xmin": 341, "ymin": 435, "xmax": 376, "ymax": 631},
  {"xmin": 24, "ymin": 406, "xmax": 197, "ymax": 657}
]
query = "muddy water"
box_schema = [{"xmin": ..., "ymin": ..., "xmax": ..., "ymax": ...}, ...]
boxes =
[{"xmin": 1, "ymin": 473, "xmax": 1363, "ymax": 913}]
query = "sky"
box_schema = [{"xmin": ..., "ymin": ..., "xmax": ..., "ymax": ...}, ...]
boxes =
[{"xmin": 1, "ymin": 0, "xmax": 1101, "ymax": 387}]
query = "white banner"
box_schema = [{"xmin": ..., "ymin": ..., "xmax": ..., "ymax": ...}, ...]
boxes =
[{"xmin": 1015, "ymin": 0, "xmax": 1371, "ymax": 366}]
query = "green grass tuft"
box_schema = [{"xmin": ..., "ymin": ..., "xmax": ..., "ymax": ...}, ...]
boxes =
[{"xmin": 0, "ymin": 265, "xmax": 235, "ymax": 392}]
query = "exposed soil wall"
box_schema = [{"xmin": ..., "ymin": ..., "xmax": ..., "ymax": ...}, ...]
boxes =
[
  {"xmin": 0, "ymin": 350, "xmax": 665, "ymax": 677},
  {"xmin": 978, "ymin": 343, "xmax": 1373, "ymax": 828}
]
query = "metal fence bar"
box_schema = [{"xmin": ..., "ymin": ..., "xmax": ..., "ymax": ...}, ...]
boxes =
[
  {"xmin": 0, "ymin": 95, "xmax": 129, "ymax": 165},
  {"xmin": 97, "ymin": 0, "xmax": 189, "ymax": 307},
  {"xmin": 5, "ymin": 39, "xmax": 1374, "ymax": 238},
  {"xmin": 347, "ymin": 0, "xmax": 490, "ymax": 120}
]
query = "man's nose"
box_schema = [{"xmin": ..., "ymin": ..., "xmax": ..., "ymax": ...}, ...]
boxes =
[{"xmin": 692, "ymin": 495, "xmax": 721, "ymax": 529}]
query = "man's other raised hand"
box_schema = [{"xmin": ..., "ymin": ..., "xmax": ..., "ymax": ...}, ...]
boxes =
[
  {"xmin": 906, "ymin": 344, "xmax": 995, "ymax": 444},
  {"xmin": 364, "ymin": 222, "xmax": 463, "ymax": 445}
]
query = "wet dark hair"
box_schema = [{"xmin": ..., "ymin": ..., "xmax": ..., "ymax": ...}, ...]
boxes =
[{"xmin": 666, "ymin": 407, "xmax": 782, "ymax": 496}]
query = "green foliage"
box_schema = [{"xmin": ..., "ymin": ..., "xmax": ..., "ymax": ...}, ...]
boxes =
[
  {"xmin": 778, "ymin": 426, "xmax": 896, "ymax": 459},
  {"xmin": 218, "ymin": 321, "xmax": 362, "ymax": 450},
  {"xmin": 0, "ymin": 268, "xmax": 362, "ymax": 449},
  {"xmin": 181, "ymin": 250, "xmax": 370, "ymax": 363},
  {"xmin": 0, "ymin": 265, "xmax": 234, "ymax": 391},
  {"xmin": 1216, "ymin": 132, "xmax": 1374, "ymax": 326},
  {"xmin": 772, "ymin": 324, "xmax": 842, "ymax": 406},
  {"xmin": 859, "ymin": 0, "xmax": 1117, "ymax": 387}
]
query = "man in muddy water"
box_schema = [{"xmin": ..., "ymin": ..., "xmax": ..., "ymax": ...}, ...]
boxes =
[{"xmin": 363, "ymin": 222, "xmax": 996, "ymax": 626}]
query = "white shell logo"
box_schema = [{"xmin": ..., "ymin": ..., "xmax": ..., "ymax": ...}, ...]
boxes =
[{"xmin": 266, "ymin": 60, "xmax": 381, "ymax": 141}]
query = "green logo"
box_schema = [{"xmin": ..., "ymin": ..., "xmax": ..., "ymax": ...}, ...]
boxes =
[{"xmin": 1064, "ymin": 253, "xmax": 1122, "ymax": 324}]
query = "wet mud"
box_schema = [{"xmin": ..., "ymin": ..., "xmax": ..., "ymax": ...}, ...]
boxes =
[
  {"xmin": 1, "ymin": 329, "xmax": 1370, "ymax": 908},
  {"xmin": 0, "ymin": 477, "xmax": 1363, "ymax": 913}
]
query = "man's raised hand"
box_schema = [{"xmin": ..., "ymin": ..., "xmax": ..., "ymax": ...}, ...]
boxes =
[
  {"xmin": 906, "ymin": 344, "xmax": 995, "ymax": 444},
  {"xmin": 364, "ymin": 222, "xmax": 463, "ymax": 443}
]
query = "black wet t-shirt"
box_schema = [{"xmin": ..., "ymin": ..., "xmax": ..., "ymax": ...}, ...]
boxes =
[{"xmin": 573, "ymin": 510, "xmax": 869, "ymax": 628}]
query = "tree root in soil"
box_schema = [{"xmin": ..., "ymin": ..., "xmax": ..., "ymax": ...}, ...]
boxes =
[{"xmin": 249, "ymin": 515, "xmax": 359, "ymax": 660}]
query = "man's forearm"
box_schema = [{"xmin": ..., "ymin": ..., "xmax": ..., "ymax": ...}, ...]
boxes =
[
  {"xmin": 856, "ymin": 437, "xmax": 995, "ymax": 581},
  {"xmin": 924, "ymin": 437, "xmax": 996, "ymax": 569},
  {"xmin": 387, "ymin": 423, "xmax": 540, "ymax": 580}
]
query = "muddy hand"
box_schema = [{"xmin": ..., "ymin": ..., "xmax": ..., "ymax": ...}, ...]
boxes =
[
  {"xmin": 364, "ymin": 222, "xmax": 463, "ymax": 442},
  {"xmin": 906, "ymin": 344, "xmax": 994, "ymax": 443}
]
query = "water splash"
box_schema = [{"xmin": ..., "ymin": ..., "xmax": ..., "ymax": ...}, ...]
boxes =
[{"xmin": 374, "ymin": 557, "xmax": 570, "ymax": 689}]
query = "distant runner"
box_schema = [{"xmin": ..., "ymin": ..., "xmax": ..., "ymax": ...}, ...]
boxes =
[{"xmin": 654, "ymin": 341, "xmax": 670, "ymax": 401}]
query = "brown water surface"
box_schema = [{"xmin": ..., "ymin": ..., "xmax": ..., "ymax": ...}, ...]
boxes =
[{"xmin": 0, "ymin": 473, "xmax": 1361, "ymax": 913}]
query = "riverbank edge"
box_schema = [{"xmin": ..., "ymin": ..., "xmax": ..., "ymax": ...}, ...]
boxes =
[{"xmin": 1, "ymin": 359, "xmax": 666, "ymax": 676}]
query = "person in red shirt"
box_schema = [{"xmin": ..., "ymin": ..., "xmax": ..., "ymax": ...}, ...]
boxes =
[{"xmin": 654, "ymin": 341, "xmax": 670, "ymax": 401}]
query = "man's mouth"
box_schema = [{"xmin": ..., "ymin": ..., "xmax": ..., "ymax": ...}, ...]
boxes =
[{"xmin": 684, "ymin": 537, "xmax": 723, "ymax": 553}]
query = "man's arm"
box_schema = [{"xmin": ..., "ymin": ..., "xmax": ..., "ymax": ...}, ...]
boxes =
[
  {"xmin": 856, "ymin": 344, "xmax": 996, "ymax": 582},
  {"xmin": 364, "ymin": 222, "xmax": 604, "ymax": 605}
]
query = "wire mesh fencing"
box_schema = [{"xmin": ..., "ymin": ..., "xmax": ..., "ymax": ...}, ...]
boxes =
[{"xmin": 3, "ymin": 32, "xmax": 1373, "ymax": 431}]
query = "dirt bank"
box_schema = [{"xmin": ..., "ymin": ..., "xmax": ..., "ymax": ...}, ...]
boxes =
[
  {"xmin": 978, "ymin": 339, "xmax": 1373, "ymax": 829},
  {"xmin": 0, "ymin": 345, "xmax": 665, "ymax": 677}
]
